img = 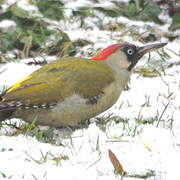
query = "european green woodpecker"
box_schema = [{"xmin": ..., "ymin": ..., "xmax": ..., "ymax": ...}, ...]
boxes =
[{"xmin": 0, "ymin": 43, "xmax": 167, "ymax": 127}]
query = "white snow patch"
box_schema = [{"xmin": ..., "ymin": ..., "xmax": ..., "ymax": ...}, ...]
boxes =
[
  {"xmin": 65, "ymin": 0, "xmax": 93, "ymax": 10},
  {"xmin": 16, "ymin": 0, "xmax": 39, "ymax": 13},
  {"xmin": 94, "ymin": 2, "xmax": 116, "ymax": 9},
  {"xmin": 0, "ymin": 20, "xmax": 16, "ymax": 28},
  {"xmin": 0, "ymin": 62, "xmax": 40, "ymax": 88},
  {"xmin": 0, "ymin": 20, "xmax": 16, "ymax": 33}
]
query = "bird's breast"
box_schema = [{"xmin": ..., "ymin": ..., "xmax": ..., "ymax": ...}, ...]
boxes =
[{"xmin": 51, "ymin": 81, "xmax": 122, "ymax": 126}]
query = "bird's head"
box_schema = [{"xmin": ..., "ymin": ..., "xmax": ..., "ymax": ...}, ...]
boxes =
[{"xmin": 92, "ymin": 43, "xmax": 167, "ymax": 71}]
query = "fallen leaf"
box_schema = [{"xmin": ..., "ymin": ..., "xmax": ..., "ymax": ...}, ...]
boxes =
[{"xmin": 108, "ymin": 149, "xmax": 125, "ymax": 176}]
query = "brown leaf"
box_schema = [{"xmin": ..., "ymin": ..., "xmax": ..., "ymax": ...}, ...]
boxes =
[{"xmin": 108, "ymin": 149, "xmax": 125, "ymax": 176}]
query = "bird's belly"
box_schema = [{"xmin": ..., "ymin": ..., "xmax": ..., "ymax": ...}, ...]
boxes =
[{"xmin": 15, "ymin": 82, "xmax": 122, "ymax": 127}]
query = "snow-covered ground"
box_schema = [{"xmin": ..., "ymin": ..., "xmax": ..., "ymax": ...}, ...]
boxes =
[
  {"xmin": 1, "ymin": 42, "xmax": 179, "ymax": 180},
  {"xmin": 0, "ymin": 0, "xmax": 180, "ymax": 180}
]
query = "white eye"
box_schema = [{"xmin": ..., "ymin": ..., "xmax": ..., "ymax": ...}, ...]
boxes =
[{"xmin": 127, "ymin": 48, "xmax": 134, "ymax": 55}]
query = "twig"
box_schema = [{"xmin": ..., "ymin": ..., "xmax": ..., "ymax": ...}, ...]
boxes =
[{"xmin": 156, "ymin": 103, "xmax": 169, "ymax": 127}]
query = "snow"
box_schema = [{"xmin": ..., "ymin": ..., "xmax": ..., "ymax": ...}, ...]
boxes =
[
  {"xmin": 16, "ymin": 0, "xmax": 38, "ymax": 12},
  {"xmin": 94, "ymin": 2, "xmax": 116, "ymax": 9},
  {"xmin": 0, "ymin": 0, "xmax": 180, "ymax": 179},
  {"xmin": 0, "ymin": 0, "xmax": 17, "ymax": 11},
  {"xmin": 65, "ymin": 0, "xmax": 93, "ymax": 9},
  {"xmin": 0, "ymin": 20, "xmax": 16, "ymax": 33},
  {"xmin": 0, "ymin": 43, "xmax": 179, "ymax": 180},
  {"xmin": 0, "ymin": 62, "xmax": 40, "ymax": 88},
  {"xmin": 0, "ymin": 20, "xmax": 16, "ymax": 29},
  {"xmin": 15, "ymin": 0, "xmax": 42, "ymax": 18}
]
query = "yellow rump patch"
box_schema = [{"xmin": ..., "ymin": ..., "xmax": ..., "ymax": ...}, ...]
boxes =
[{"xmin": 6, "ymin": 75, "xmax": 32, "ymax": 93}]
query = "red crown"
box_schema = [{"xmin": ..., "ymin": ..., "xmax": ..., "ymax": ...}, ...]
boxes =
[{"xmin": 91, "ymin": 44, "xmax": 122, "ymax": 60}]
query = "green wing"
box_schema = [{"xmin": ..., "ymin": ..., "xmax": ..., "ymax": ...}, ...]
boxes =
[{"xmin": 2, "ymin": 57, "xmax": 115, "ymax": 104}]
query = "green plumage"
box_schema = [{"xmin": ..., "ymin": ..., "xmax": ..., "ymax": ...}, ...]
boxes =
[{"xmin": 3, "ymin": 57, "xmax": 115, "ymax": 105}]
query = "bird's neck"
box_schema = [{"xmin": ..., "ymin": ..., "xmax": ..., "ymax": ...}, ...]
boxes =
[{"xmin": 103, "ymin": 51, "xmax": 131, "ymax": 88}]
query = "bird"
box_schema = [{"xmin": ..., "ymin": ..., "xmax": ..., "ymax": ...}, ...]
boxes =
[{"xmin": 0, "ymin": 42, "xmax": 167, "ymax": 127}]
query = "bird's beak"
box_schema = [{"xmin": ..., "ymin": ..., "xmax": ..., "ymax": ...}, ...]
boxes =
[{"xmin": 137, "ymin": 42, "xmax": 167, "ymax": 59}]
